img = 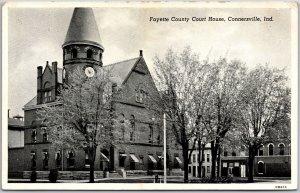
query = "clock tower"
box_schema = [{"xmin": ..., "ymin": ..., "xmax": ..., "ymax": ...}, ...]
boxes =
[{"xmin": 62, "ymin": 8, "xmax": 104, "ymax": 82}]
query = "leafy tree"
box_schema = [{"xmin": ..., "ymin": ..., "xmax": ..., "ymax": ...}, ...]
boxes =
[
  {"xmin": 38, "ymin": 68, "xmax": 126, "ymax": 183},
  {"xmin": 235, "ymin": 65, "xmax": 290, "ymax": 182}
]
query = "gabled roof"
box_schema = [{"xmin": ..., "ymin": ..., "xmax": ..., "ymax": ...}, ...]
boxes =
[
  {"xmin": 24, "ymin": 95, "xmax": 37, "ymax": 107},
  {"xmin": 8, "ymin": 118, "xmax": 24, "ymax": 128},
  {"xmin": 63, "ymin": 8, "xmax": 103, "ymax": 49},
  {"xmin": 104, "ymin": 57, "xmax": 141, "ymax": 86}
]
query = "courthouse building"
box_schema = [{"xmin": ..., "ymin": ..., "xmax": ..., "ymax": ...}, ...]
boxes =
[{"xmin": 16, "ymin": 8, "xmax": 183, "ymax": 175}]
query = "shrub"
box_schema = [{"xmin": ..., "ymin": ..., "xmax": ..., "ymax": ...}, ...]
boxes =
[{"xmin": 49, "ymin": 169, "xmax": 59, "ymax": 183}]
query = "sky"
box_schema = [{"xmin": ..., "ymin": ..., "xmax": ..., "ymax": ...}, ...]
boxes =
[{"xmin": 7, "ymin": 6, "xmax": 292, "ymax": 117}]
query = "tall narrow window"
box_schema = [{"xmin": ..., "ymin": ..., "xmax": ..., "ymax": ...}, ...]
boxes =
[
  {"xmin": 71, "ymin": 49, "xmax": 77, "ymax": 59},
  {"xmin": 279, "ymin": 144, "xmax": 285, "ymax": 155},
  {"xmin": 42, "ymin": 150, "xmax": 49, "ymax": 169},
  {"xmin": 55, "ymin": 151, "xmax": 61, "ymax": 167},
  {"xmin": 149, "ymin": 125, "xmax": 153, "ymax": 143},
  {"xmin": 268, "ymin": 144, "xmax": 274, "ymax": 156},
  {"xmin": 87, "ymin": 49, "xmax": 93, "ymax": 58},
  {"xmin": 67, "ymin": 150, "xmax": 75, "ymax": 167},
  {"xmin": 129, "ymin": 115, "xmax": 135, "ymax": 142},
  {"xmin": 31, "ymin": 151, "xmax": 36, "ymax": 169},
  {"xmin": 32, "ymin": 129, "xmax": 37, "ymax": 143},
  {"xmin": 42, "ymin": 127, "xmax": 48, "ymax": 143},
  {"xmin": 207, "ymin": 154, "xmax": 210, "ymax": 162}
]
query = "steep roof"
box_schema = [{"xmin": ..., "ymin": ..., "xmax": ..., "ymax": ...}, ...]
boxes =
[
  {"xmin": 63, "ymin": 8, "xmax": 103, "ymax": 49},
  {"xmin": 104, "ymin": 57, "xmax": 140, "ymax": 86},
  {"xmin": 8, "ymin": 118, "xmax": 24, "ymax": 128}
]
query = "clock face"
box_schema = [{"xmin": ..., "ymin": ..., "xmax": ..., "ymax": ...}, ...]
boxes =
[{"xmin": 84, "ymin": 67, "xmax": 95, "ymax": 77}]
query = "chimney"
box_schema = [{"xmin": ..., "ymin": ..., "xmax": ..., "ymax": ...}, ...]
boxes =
[
  {"xmin": 52, "ymin": 62, "xmax": 58, "ymax": 98},
  {"xmin": 139, "ymin": 50, "xmax": 143, "ymax": 57},
  {"xmin": 37, "ymin": 66, "xmax": 43, "ymax": 104}
]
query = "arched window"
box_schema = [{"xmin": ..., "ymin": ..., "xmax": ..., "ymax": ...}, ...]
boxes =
[
  {"xmin": 258, "ymin": 145, "xmax": 264, "ymax": 156},
  {"xmin": 268, "ymin": 144, "xmax": 274, "ymax": 156},
  {"xmin": 136, "ymin": 84, "xmax": 148, "ymax": 103},
  {"xmin": 257, "ymin": 161, "xmax": 264, "ymax": 174},
  {"xmin": 71, "ymin": 49, "xmax": 78, "ymax": 59},
  {"xmin": 87, "ymin": 49, "xmax": 93, "ymax": 58},
  {"xmin": 119, "ymin": 114, "xmax": 125, "ymax": 140},
  {"xmin": 129, "ymin": 115, "xmax": 135, "ymax": 141},
  {"xmin": 279, "ymin": 143, "xmax": 285, "ymax": 155},
  {"xmin": 62, "ymin": 68, "xmax": 66, "ymax": 81}
]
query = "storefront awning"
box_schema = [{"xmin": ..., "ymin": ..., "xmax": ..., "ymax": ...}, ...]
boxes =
[
  {"xmin": 130, "ymin": 154, "xmax": 139, "ymax": 163},
  {"xmin": 175, "ymin": 157, "xmax": 182, "ymax": 164},
  {"xmin": 100, "ymin": 153, "xmax": 109, "ymax": 162},
  {"xmin": 148, "ymin": 155, "xmax": 157, "ymax": 163}
]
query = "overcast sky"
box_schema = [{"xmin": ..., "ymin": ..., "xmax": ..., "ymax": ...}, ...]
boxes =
[{"xmin": 7, "ymin": 6, "xmax": 291, "ymax": 117}]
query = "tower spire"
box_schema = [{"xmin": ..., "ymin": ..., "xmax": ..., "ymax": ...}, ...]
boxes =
[{"xmin": 63, "ymin": 8, "xmax": 104, "ymax": 50}]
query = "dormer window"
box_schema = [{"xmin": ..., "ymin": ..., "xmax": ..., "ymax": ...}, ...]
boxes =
[
  {"xmin": 71, "ymin": 48, "xmax": 78, "ymax": 59},
  {"xmin": 87, "ymin": 49, "xmax": 93, "ymax": 59}
]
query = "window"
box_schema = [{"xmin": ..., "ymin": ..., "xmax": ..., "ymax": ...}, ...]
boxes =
[
  {"xmin": 207, "ymin": 166, "xmax": 211, "ymax": 173},
  {"xmin": 193, "ymin": 154, "xmax": 196, "ymax": 163},
  {"xmin": 42, "ymin": 150, "xmax": 49, "ymax": 169},
  {"xmin": 67, "ymin": 150, "xmax": 75, "ymax": 167},
  {"xmin": 279, "ymin": 144, "xmax": 285, "ymax": 155},
  {"xmin": 136, "ymin": 85, "xmax": 148, "ymax": 103},
  {"xmin": 129, "ymin": 115, "xmax": 135, "ymax": 142},
  {"xmin": 32, "ymin": 129, "xmax": 37, "ymax": 143},
  {"xmin": 100, "ymin": 52, "xmax": 103, "ymax": 60},
  {"xmin": 119, "ymin": 153, "xmax": 126, "ymax": 167},
  {"xmin": 189, "ymin": 166, "xmax": 191, "ymax": 173},
  {"xmin": 258, "ymin": 146, "xmax": 264, "ymax": 156},
  {"xmin": 232, "ymin": 151, "xmax": 236, "ymax": 156},
  {"xmin": 119, "ymin": 114, "xmax": 125, "ymax": 140},
  {"xmin": 206, "ymin": 154, "xmax": 210, "ymax": 162},
  {"xmin": 31, "ymin": 151, "xmax": 36, "ymax": 169},
  {"xmin": 41, "ymin": 127, "xmax": 48, "ymax": 143},
  {"xmin": 202, "ymin": 154, "xmax": 205, "ymax": 162},
  {"xmin": 268, "ymin": 144, "xmax": 274, "ymax": 156},
  {"xmin": 257, "ymin": 161, "xmax": 264, "ymax": 174},
  {"xmin": 224, "ymin": 151, "xmax": 228, "ymax": 157},
  {"xmin": 149, "ymin": 125, "xmax": 153, "ymax": 143},
  {"xmin": 87, "ymin": 49, "xmax": 93, "ymax": 58},
  {"xmin": 55, "ymin": 151, "xmax": 61, "ymax": 167},
  {"xmin": 44, "ymin": 91, "xmax": 52, "ymax": 103},
  {"xmin": 71, "ymin": 48, "xmax": 77, "ymax": 58}
]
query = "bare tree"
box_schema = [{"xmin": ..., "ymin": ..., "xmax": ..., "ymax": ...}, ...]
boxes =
[
  {"xmin": 38, "ymin": 68, "xmax": 126, "ymax": 183},
  {"xmin": 235, "ymin": 65, "xmax": 290, "ymax": 182},
  {"xmin": 152, "ymin": 46, "xmax": 213, "ymax": 182},
  {"xmin": 204, "ymin": 58, "xmax": 246, "ymax": 179}
]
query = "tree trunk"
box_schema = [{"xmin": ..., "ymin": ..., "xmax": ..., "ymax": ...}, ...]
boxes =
[
  {"xmin": 182, "ymin": 142, "xmax": 189, "ymax": 183},
  {"xmin": 248, "ymin": 145, "xmax": 255, "ymax": 183},
  {"xmin": 217, "ymin": 148, "xmax": 221, "ymax": 177},
  {"xmin": 210, "ymin": 141, "xmax": 216, "ymax": 179},
  {"xmin": 197, "ymin": 141, "xmax": 202, "ymax": 178},
  {"xmin": 89, "ymin": 146, "xmax": 96, "ymax": 183}
]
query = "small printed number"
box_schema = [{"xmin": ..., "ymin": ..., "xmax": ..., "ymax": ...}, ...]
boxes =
[{"xmin": 275, "ymin": 186, "xmax": 287, "ymax": 189}]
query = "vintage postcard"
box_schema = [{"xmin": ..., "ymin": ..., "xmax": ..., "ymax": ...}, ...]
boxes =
[{"xmin": 2, "ymin": 1, "xmax": 298, "ymax": 190}]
